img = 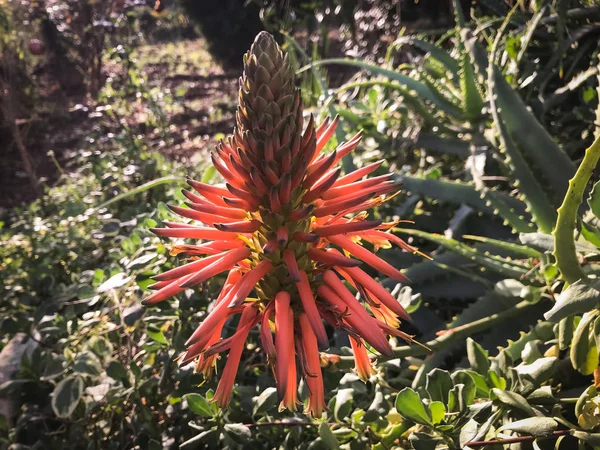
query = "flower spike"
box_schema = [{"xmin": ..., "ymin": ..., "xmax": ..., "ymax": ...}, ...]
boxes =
[{"xmin": 144, "ymin": 31, "xmax": 418, "ymax": 411}]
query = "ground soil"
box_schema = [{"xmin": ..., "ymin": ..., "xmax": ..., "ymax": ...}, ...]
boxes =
[{"xmin": 0, "ymin": 38, "xmax": 238, "ymax": 209}]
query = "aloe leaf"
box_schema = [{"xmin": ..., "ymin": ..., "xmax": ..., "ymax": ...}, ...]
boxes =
[
  {"xmin": 467, "ymin": 138, "xmax": 535, "ymax": 234},
  {"xmin": 395, "ymin": 228, "xmax": 537, "ymax": 282},
  {"xmin": 402, "ymin": 252, "xmax": 484, "ymax": 284},
  {"xmin": 462, "ymin": 235, "xmax": 542, "ymax": 258},
  {"xmin": 415, "ymin": 276, "xmax": 488, "ymax": 300},
  {"xmin": 300, "ymin": 58, "xmax": 462, "ymax": 116},
  {"xmin": 393, "ymin": 36, "xmax": 460, "ymax": 77},
  {"xmin": 422, "ymin": 78, "xmax": 464, "ymax": 115},
  {"xmin": 460, "ymin": 51, "xmax": 485, "ymax": 120},
  {"xmin": 327, "ymin": 80, "xmax": 450, "ymax": 131},
  {"xmin": 581, "ymin": 220, "xmax": 600, "ymax": 247},
  {"xmin": 452, "ymin": 0, "xmax": 466, "ymax": 28},
  {"xmin": 479, "ymin": 187, "xmax": 536, "ymax": 233},
  {"xmin": 414, "ymin": 133, "xmax": 470, "ymax": 157},
  {"xmin": 459, "ymin": 29, "xmax": 489, "ymax": 77},
  {"xmin": 554, "ymin": 135, "xmax": 600, "ymax": 283},
  {"xmin": 488, "ymin": 68, "xmax": 557, "ymax": 233},
  {"xmin": 489, "ymin": 65, "xmax": 576, "ymax": 203},
  {"xmin": 397, "ymin": 175, "xmax": 530, "ymax": 220}
]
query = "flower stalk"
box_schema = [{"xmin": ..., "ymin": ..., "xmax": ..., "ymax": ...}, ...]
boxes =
[{"xmin": 145, "ymin": 31, "xmax": 419, "ymax": 416}]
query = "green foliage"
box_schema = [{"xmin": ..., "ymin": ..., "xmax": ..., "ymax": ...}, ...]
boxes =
[{"xmin": 4, "ymin": 1, "xmax": 600, "ymax": 449}]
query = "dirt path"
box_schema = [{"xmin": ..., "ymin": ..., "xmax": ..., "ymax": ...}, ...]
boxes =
[
  {"xmin": 134, "ymin": 39, "xmax": 237, "ymax": 162},
  {"xmin": 0, "ymin": 38, "xmax": 236, "ymax": 209}
]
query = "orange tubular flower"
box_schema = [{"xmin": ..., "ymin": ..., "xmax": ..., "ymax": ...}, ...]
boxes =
[{"xmin": 145, "ymin": 32, "xmax": 418, "ymax": 416}]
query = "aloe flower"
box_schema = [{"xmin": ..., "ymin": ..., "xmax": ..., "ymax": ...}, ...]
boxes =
[{"xmin": 144, "ymin": 32, "xmax": 418, "ymax": 416}]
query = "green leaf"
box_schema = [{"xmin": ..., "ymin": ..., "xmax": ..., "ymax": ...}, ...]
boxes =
[
  {"xmin": 572, "ymin": 431, "xmax": 600, "ymax": 446},
  {"xmin": 488, "ymin": 65, "xmax": 575, "ymax": 202},
  {"xmin": 146, "ymin": 326, "xmax": 169, "ymax": 345},
  {"xmin": 395, "ymin": 228, "xmax": 532, "ymax": 281},
  {"xmin": 516, "ymin": 357, "xmax": 556, "ymax": 387},
  {"xmin": 180, "ymin": 430, "xmax": 218, "ymax": 449},
  {"xmin": 429, "ymin": 401, "xmax": 445, "ymax": 425},
  {"xmin": 570, "ymin": 311, "xmax": 599, "ymax": 375},
  {"xmin": 451, "ymin": 371, "xmax": 476, "ymax": 407},
  {"xmin": 464, "ymin": 370, "xmax": 490, "ymax": 397},
  {"xmin": 580, "ymin": 220, "xmax": 600, "ymax": 247},
  {"xmin": 462, "ymin": 235, "xmax": 542, "ymax": 259},
  {"xmin": 398, "ymin": 175, "xmax": 529, "ymax": 220},
  {"xmin": 253, "ymin": 387, "xmax": 277, "ymax": 416},
  {"xmin": 184, "ymin": 393, "xmax": 214, "ymax": 418},
  {"xmin": 491, "ymin": 388, "xmax": 539, "ymax": 417},
  {"xmin": 106, "ymin": 360, "xmax": 130, "ymax": 386},
  {"xmin": 126, "ymin": 253, "xmax": 157, "ymax": 270},
  {"xmin": 395, "ymin": 388, "xmax": 432, "ymax": 426},
  {"xmin": 364, "ymin": 386, "xmax": 386, "ymax": 423},
  {"xmin": 42, "ymin": 354, "xmax": 66, "ymax": 380},
  {"xmin": 0, "ymin": 379, "xmax": 32, "ymax": 396},
  {"xmin": 559, "ymin": 316, "xmax": 575, "ymax": 350},
  {"xmin": 425, "ymin": 369, "xmax": 453, "ymax": 404},
  {"xmin": 466, "ymin": 338, "xmax": 490, "ymax": 375},
  {"xmin": 97, "ymin": 273, "xmax": 131, "ymax": 293},
  {"xmin": 51, "ymin": 375, "xmax": 84, "ymax": 418},
  {"xmin": 318, "ymin": 422, "xmax": 340, "ymax": 450},
  {"xmin": 588, "ymin": 180, "xmax": 600, "ymax": 218},
  {"xmin": 201, "ymin": 166, "xmax": 217, "ymax": 184},
  {"xmin": 498, "ymin": 417, "xmax": 558, "ymax": 436},
  {"xmin": 91, "ymin": 176, "xmax": 186, "ymax": 212},
  {"xmin": 224, "ymin": 423, "xmax": 251, "ymax": 443},
  {"xmin": 408, "ymin": 432, "xmax": 444, "ymax": 450},
  {"xmin": 334, "ymin": 388, "xmax": 354, "ymax": 422},
  {"xmin": 72, "ymin": 352, "xmax": 102, "ymax": 377},
  {"xmin": 459, "ymin": 419, "xmax": 479, "ymax": 448},
  {"xmin": 545, "ymin": 279, "xmax": 600, "ymax": 322}
]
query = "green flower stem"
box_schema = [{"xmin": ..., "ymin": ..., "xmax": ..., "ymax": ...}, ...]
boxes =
[
  {"xmin": 90, "ymin": 176, "xmax": 187, "ymax": 213},
  {"xmin": 329, "ymin": 299, "xmax": 538, "ymax": 369},
  {"xmin": 553, "ymin": 135, "xmax": 600, "ymax": 284}
]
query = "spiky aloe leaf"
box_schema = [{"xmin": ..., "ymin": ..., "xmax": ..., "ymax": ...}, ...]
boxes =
[
  {"xmin": 460, "ymin": 51, "xmax": 484, "ymax": 121},
  {"xmin": 420, "ymin": 293, "xmax": 544, "ymax": 380},
  {"xmin": 402, "ymin": 251, "xmax": 487, "ymax": 284},
  {"xmin": 414, "ymin": 133, "xmax": 470, "ymax": 158},
  {"xmin": 493, "ymin": 321, "xmax": 555, "ymax": 362},
  {"xmin": 330, "ymin": 80, "xmax": 451, "ymax": 132},
  {"xmin": 301, "ymin": 58, "xmax": 463, "ymax": 116},
  {"xmin": 459, "ymin": 29, "xmax": 488, "ymax": 77},
  {"xmin": 395, "ymin": 228, "xmax": 540, "ymax": 284},
  {"xmin": 397, "ymin": 175, "xmax": 531, "ymax": 222},
  {"xmin": 489, "ymin": 66, "xmax": 576, "ymax": 204},
  {"xmin": 467, "ymin": 142, "xmax": 537, "ymax": 234},
  {"xmin": 478, "ymin": 186, "xmax": 536, "ymax": 234},
  {"xmin": 462, "ymin": 235, "xmax": 542, "ymax": 259},
  {"xmin": 489, "ymin": 70, "xmax": 557, "ymax": 233},
  {"xmin": 393, "ymin": 36, "xmax": 460, "ymax": 77}
]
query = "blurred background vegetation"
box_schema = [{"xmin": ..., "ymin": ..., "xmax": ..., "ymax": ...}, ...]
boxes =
[{"xmin": 2, "ymin": 0, "xmax": 600, "ymax": 449}]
